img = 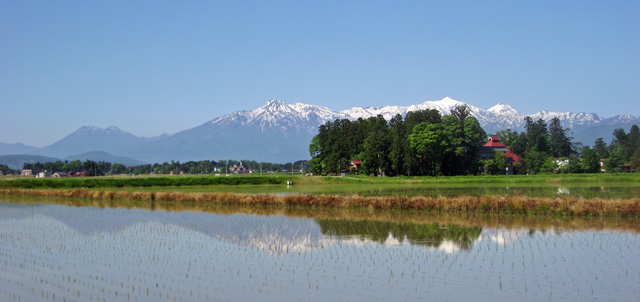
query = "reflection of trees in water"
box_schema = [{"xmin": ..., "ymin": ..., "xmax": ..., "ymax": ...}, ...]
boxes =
[{"xmin": 315, "ymin": 219, "xmax": 482, "ymax": 250}]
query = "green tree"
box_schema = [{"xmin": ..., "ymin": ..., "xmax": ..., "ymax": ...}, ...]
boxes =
[
  {"xmin": 580, "ymin": 147, "xmax": 601, "ymax": 173},
  {"xmin": 559, "ymin": 156, "xmax": 582, "ymax": 174},
  {"xmin": 462, "ymin": 116, "xmax": 487, "ymax": 174},
  {"xmin": 410, "ymin": 122, "xmax": 447, "ymax": 176},
  {"xmin": 524, "ymin": 151, "xmax": 552, "ymax": 174},
  {"xmin": 361, "ymin": 116, "xmax": 391, "ymax": 176},
  {"xmin": 388, "ymin": 114, "xmax": 406, "ymax": 176},
  {"xmin": 495, "ymin": 129, "xmax": 519, "ymax": 149},
  {"xmin": 625, "ymin": 125, "xmax": 640, "ymax": 162},
  {"xmin": 593, "ymin": 137, "xmax": 609, "ymax": 158},
  {"xmin": 605, "ymin": 150, "xmax": 624, "ymax": 173},
  {"xmin": 403, "ymin": 109, "xmax": 442, "ymax": 176},
  {"xmin": 630, "ymin": 144, "xmax": 640, "ymax": 171},
  {"xmin": 308, "ymin": 135, "xmax": 324, "ymax": 174},
  {"xmin": 484, "ymin": 151, "xmax": 509, "ymax": 175},
  {"xmin": 540, "ymin": 157, "xmax": 559, "ymax": 173},
  {"xmin": 549, "ymin": 117, "xmax": 574, "ymax": 157}
]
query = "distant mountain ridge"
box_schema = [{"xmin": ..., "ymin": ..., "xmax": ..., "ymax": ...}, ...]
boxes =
[
  {"xmin": 1, "ymin": 97, "xmax": 638, "ymax": 164},
  {"xmin": 34, "ymin": 126, "xmax": 166, "ymax": 158},
  {"xmin": 0, "ymin": 151, "xmax": 145, "ymax": 169},
  {"xmin": 0, "ymin": 142, "xmax": 39, "ymax": 156},
  {"xmin": 339, "ymin": 97, "xmax": 606, "ymax": 134}
]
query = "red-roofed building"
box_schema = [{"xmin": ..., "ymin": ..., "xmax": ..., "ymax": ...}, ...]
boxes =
[
  {"xmin": 349, "ymin": 160, "xmax": 362, "ymax": 172},
  {"xmin": 478, "ymin": 136, "xmax": 520, "ymax": 164},
  {"xmin": 484, "ymin": 136, "xmax": 506, "ymax": 148}
]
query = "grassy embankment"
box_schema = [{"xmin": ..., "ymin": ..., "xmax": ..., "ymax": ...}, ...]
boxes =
[
  {"xmin": 1, "ymin": 187, "xmax": 639, "ymax": 217},
  {"xmin": 310, "ymin": 173, "xmax": 640, "ymax": 184},
  {"xmin": 1, "ymin": 172, "xmax": 639, "ymax": 189},
  {"xmin": 1, "ymin": 173, "xmax": 639, "ymax": 217},
  {"xmin": 4, "ymin": 195, "xmax": 639, "ymax": 232},
  {"xmin": 0, "ymin": 175, "xmax": 286, "ymax": 189}
]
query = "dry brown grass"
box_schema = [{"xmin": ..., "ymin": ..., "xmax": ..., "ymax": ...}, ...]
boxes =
[{"xmin": 2, "ymin": 188, "xmax": 639, "ymax": 217}]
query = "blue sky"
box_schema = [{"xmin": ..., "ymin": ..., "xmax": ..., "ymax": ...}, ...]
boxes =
[{"xmin": 1, "ymin": 1, "xmax": 639, "ymax": 146}]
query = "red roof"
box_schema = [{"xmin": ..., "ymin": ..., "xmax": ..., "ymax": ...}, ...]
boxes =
[
  {"xmin": 350, "ymin": 160, "xmax": 362, "ymax": 165},
  {"xmin": 483, "ymin": 138, "xmax": 506, "ymax": 147},
  {"xmin": 506, "ymin": 152, "xmax": 520, "ymax": 163},
  {"xmin": 484, "ymin": 140, "xmax": 506, "ymax": 147}
]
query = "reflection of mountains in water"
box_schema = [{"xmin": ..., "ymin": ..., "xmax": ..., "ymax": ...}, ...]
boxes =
[
  {"xmin": 0, "ymin": 203, "xmax": 327, "ymax": 256},
  {"xmin": 2, "ymin": 202, "xmax": 494, "ymax": 255}
]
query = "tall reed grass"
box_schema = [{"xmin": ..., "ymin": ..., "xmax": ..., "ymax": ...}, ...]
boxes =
[{"xmin": 2, "ymin": 188, "xmax": 638, "ymax": 217}]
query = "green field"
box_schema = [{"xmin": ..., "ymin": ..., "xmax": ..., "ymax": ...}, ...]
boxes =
[
  {"xmin": 1, "ymin": 172, "xmax": 639, "ymax": 189},
  {"xmin": 2, "ymin": 173, "xmax": 639, "ymax": 201}
]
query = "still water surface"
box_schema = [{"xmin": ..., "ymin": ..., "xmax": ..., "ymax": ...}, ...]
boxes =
[
  {"xmin": 1, "ymin": 201, "xmax": 638, "ymax": 301},
  {"xmin": 130, "ymin": 182, "xmax": 640, "ymax": 199}
]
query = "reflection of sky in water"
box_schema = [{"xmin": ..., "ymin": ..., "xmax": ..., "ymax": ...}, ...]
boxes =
[{"xmin": 1, "ymin": 202, "xmax": 639, "ymax": 301}]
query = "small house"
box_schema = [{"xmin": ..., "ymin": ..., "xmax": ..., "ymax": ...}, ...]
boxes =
[
  {"xmin": 230, "ymin": 162, "xmax": 249, "ymax": 174},
  {"xmin": 349, "ymin": 161, "xmax": 362, "ymax": 172},
  {"xmin": 53, "ymin": 172, "xmax": 69, "ymax": 178},
  {"xmin": 20, "ymin": 169, "xmax": 33, "ymax": 176}
]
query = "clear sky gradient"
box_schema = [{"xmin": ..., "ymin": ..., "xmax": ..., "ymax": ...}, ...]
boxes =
[{"xmin": 1, "ymin": 1, "xmax": 639, "ymax": 146}]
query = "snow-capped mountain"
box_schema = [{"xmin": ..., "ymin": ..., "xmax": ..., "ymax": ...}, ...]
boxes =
[
  {"xmin": 210, "ymin": 99, "xmax": 350, "ymax": 134},
  {"xmin": 487, "ymin": 103, "xmax": 521, "ymax": 116},
  {"xmin": 123, "ymin": 99, "xmax": 352, "ymax": 163},
  {"xmin": 6, "ymin": 97, "xmax": 638, "ymax": 163},
  {"xmin": 340, "ymin": 96, "xmax": 608, "ymax": 135}
]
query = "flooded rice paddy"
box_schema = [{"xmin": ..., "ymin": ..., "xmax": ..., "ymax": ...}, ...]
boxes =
[
  {"xmin": 1, "ymin": 201, "xmax": 639, "ymax": 301},
  {"xmin": 125, "ymin": 182, "xmax": 640, "ymax": 199}
]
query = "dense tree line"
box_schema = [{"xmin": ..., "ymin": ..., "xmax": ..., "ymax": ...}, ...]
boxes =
[
  {"xmin": 18, "ymin": 159, "xmax": 309, "ymax": 177},
  {"xmin": 496, "ymin": 117, "xmax": 577, "ymax": 174},
  {"xmin": 309, "ymin": 106, "xmax": 487, "ymax": 176},
  {"xmin": 498, "ymin": 119, "xmax": 640, "ymax": 174},
  {"xmin": 310, "ymin": 108, "xmax": 640, "ymax": 176},
  {"xmin": 0, "ymin": 164, "xmax": 16, "ymax": 175},
  {"xmin": 587, "ymin": 125, "xmax": 640, "ymax": 172}
]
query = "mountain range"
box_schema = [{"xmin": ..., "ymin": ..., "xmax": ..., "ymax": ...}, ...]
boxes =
[{"xmin": 1, "ymin": 97, "xmax": 638, "ymax": 166}]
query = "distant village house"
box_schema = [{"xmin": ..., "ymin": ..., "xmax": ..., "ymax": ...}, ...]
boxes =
[
  {"xmin": 349, "ymin": 160, "xmax": 362, "ymax": 172},
  {"xmin": 230, "ymin": 162, "xmax": 250, "ymax": 174}
]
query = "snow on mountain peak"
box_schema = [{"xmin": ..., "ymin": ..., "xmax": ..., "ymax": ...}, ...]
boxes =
[
  {"xmin": 79, "ymin": 126, "xmax": 101, "ymax": 131},
  {"xmin": 416, "ymin": 97, "xmax": 468, "ymax": 111},
  {"xmin": 256, "ymin": 99, "xmax": 293, "ymax": 114},
  {"xmin": 210, "ymin": 99, "xmax": 350, "ymax": 133},
  {"xmin": 488, "ymin": 103, "xmax": 521, "ymax": 116},
  {"xmin": 262, "ymin": 99, "xmax": 286, "ymax": 108},
  {"xmin": 206, "ymin": 97, "xmax": 625, "ymax": 143},
  {"xmin": 106, "ymin": 126, "xmax": 122, "ymax": 132},
  {"xmin": 439, "ymin": 96, "xmax": 462, "ymax": 105}
]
